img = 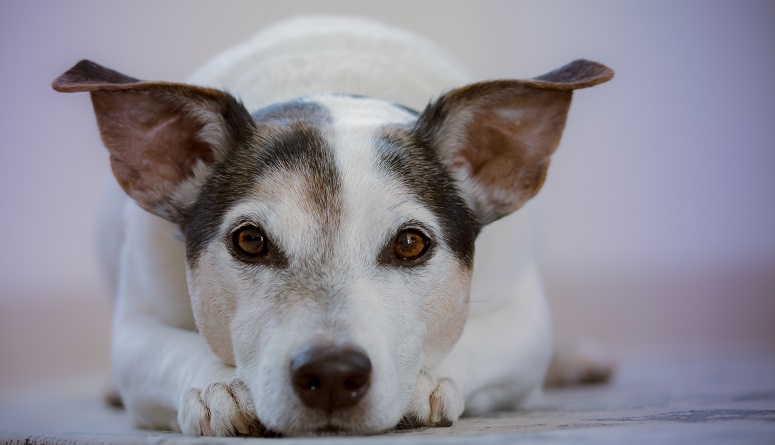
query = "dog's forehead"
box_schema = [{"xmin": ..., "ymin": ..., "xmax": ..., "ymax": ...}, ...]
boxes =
[
  {"xmin": 184, "ymin": 95, "xmax": 477, "ymax": 267},
  {"xmin": 220, "ymin": 96, "xmax": 423, "ymax": 263},
  {"xmin": 251, "ymin": 94, "xmax": 417, "ymax": 128},
  {"xmin": 312, "ymin": 94, "xmax": 419, "ymax": 125}
]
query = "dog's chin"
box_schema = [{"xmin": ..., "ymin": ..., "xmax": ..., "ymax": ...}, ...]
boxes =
[
  {"xmin": 265, "ymin": 407, "xmax": 400, "ymax": 437},
  {"xmin": 270, "ymin": 416, "xmax": 397, "ymax": 437},
  {"xmin": 311, "ymin": 423, "xmax": 387, "ymax": 437}
]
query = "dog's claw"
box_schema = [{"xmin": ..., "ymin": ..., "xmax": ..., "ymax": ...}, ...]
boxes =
[{"xmin": 178, "ymin": 379, "xmax": 262, "ymax": 437}]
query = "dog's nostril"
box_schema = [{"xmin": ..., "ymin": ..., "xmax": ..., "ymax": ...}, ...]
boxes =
[
  {"xmin": 343, "ymin": 375, "xmax": 368, "ymax": 391},
  {"xmin": 290, "ymin": 345, "xmax": 372, "ymax": 411},
  {"xmin": 296, "ymin": 374, "xmax": 322, "ymax": 392}
]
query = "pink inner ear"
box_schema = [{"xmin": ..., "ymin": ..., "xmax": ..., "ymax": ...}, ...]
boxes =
[
  {"xmin": 459, "ymin": 108, "xmax": 529, "ymax": 188},
  {"xmin": 92, "ymin": 91, "xmax": 214, "ymax": 214},
  {"xmin": 453, "ymin": 90, "xmax": 571, "ymax": 217}
]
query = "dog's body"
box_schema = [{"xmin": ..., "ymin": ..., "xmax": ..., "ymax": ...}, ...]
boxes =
[{"xmin": 55, "ymin": 17, "xmax": 612, "ymax": 436}]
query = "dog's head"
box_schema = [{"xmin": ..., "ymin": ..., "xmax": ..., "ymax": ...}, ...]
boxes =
[{"xmin": 53, "ymin": 59, "xmax": 612, "ymax": 435}]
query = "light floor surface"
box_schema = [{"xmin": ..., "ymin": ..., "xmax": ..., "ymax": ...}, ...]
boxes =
[{"xmin": 1, "ymin": 359, "xmax": 774, "ymax": 444}]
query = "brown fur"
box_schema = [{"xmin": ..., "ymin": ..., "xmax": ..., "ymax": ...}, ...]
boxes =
[
  {"xmin": 52, "ymin": 60, "xmax": 253, "ymax": 222},
  {"xmin": 416, "ymin": 60, "xmax": 613, "ymax": 224}
]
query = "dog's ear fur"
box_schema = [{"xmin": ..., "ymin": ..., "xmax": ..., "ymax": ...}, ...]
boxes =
[
  {"xmin": 417, "ymin": 60, "xmax": 613, "ymax": 225},
  {"xmin": 53, "ymin": 60, "xmax": 253, "ymax": 223}
]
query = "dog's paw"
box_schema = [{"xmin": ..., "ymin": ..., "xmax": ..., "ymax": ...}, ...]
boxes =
[
  {"xmin": 400, "ymin": 370, "xmax": 463, "ymax": 429},
  {"xmin": 178, "ymin": 379, "xmax": 263, "ymax": 437}
]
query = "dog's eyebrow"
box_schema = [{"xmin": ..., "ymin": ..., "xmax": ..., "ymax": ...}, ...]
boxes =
[
  {"xmin": 375, "ymin": 127, "xmax": 478, "ymax": 268},
  {"xmin": 184, "ymin": 100, "xmax": 340, "ymax": 266}
]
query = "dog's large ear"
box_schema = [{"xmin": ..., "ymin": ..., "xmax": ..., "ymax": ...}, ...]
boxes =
[
  {"xmin": 417, "ymin": 60, "xmax": 613, "ymax": 225},
  {"xmin": 52, "ymin": 60, "xmax": 253, "ymax": 223}
]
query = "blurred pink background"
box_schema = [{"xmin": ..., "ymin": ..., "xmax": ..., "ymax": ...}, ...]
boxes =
[{"xmin": 1, "ymin": 0, "xmax": 773, "ymax": 392}]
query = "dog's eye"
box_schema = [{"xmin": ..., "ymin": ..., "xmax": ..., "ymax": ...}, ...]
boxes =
[
  {"xmin": 232, "ymin": 225, "xmax": 268, "ymax": 258},
  {"xmin": 393, "ymin": 229, "xmax": 430, "ymax": 260}
]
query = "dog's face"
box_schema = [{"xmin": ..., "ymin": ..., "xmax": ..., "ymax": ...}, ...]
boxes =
[
  {"xmin": 186, "ymin": 95, "xmax": 477, "ymax": 433},
  {"xmin": 53, "ymin": 59, "xmax": 612, "ymax": 435}
]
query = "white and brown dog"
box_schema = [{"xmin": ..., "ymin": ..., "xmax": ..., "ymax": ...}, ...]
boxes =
[{"xmin": 53, "ymin": 16, "xmax": 613, "ymax": 437}]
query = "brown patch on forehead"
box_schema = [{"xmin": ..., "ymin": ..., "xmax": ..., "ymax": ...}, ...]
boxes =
[
  {"xmin": 254, "ymin": 124, "xmax": 342, "ymax": 239},
  {"xmin": 255, "ymin": 166, "xmax": 341, "ymax": 242}
]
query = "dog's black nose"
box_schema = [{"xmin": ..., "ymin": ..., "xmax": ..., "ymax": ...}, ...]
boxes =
[{"xmin": 290, "ymin": 345, "xmax": 372, "ymax": 411}]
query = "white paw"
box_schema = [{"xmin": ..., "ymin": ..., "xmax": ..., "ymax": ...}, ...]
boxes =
[
  {"xmin": 178, "ymin": 379, "xmax": 263, "ymax": 436},
  {"xmin": 401, "ymin": 370, "xmax": 464, "ymax": 428}
]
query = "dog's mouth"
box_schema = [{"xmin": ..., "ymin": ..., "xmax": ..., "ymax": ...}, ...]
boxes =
[
  {"xmin": 313, "ymin": 420, "xmax": 391, "ymax": 437},
  {"xmin": 314, "ymin": 424, "xmax": 347, "ymax": 436},
  {"xmin": 301, "ymin": 420, "xmax": 391, "ymax": 437},
  {"xmin": 257, "ymin": 419, "xmax": 375, "ymax": 437},
  {"xmin": 253, "ymin": 420, "xmax": 397, "ymax": 438}
]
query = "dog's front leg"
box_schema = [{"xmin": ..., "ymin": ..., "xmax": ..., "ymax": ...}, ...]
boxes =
[
  {"xmin": 111, "ymin": 206, "xmax": 261, "ymax": 436},
  {"xmin": 113, "ymin": 314, "xmax": 262, "ymax": 436},
  {"xmin": 404, "ymin": 261, "xmax": 552, "ymax": 426}
]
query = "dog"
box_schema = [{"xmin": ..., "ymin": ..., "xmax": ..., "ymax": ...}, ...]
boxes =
[{"xmin": 52, "ymin": 16, "xmax": 613, "ymax": 436}]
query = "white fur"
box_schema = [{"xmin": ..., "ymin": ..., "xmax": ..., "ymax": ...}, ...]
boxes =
[{"xmin": 103, "ymin": 16, "xmax": 553, "ymax": 435}]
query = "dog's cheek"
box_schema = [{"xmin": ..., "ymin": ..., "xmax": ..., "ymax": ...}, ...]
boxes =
[
  {"xmin": 231, "ymin": 295, "xmax": 287, "ymax": 430},
  {"xmin": 228, "ymin": 274, "xmax": 302, "ymax": 375},
  {"xmin": 419, "ymin": 260, "xmax": 472, "ymax": 368},
  {"xmin": 228, "ymin": 281, "xmax": 275, "ymax": 370},
  {"xmin": 187, "ymin": 250, "xmax": 238, "ymax": 365},
  {"xmin": 366, "ymin": 268, "xmax": 448, "ymax": 415}
]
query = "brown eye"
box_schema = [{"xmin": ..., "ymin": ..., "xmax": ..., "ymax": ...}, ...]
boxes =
[
  {"xmin": 232, "ymin": 225, "xmax": 268, "ymax": 258},
  {"xmin": 393, "ymin": 229, "xmax": 430, "ymax": 260}
]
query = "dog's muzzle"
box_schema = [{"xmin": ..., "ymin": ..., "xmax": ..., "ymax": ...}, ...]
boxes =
[{"xmin": 290, "ymin": 344, "xmax": 372, "ymax": 411}]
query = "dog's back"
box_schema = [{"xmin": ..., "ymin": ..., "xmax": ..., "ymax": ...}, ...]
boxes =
[{"xmin": 187, "ymin": 16, "xmax": 472, "ymax": 111}]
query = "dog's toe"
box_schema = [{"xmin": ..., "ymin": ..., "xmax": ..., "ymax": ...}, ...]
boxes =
[
  {"xmin": 400, "ymin": 370, "xmax": 463, "ymax": 429},
  {"xmin": 178, "ymin": 379, "xmax": 262, "ymax": 437}
]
